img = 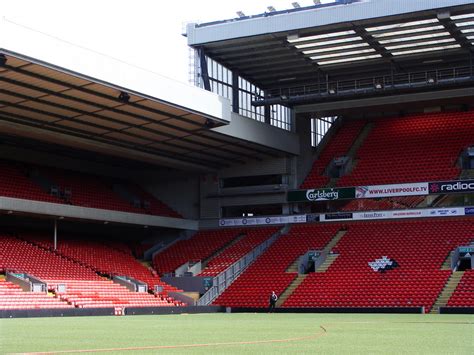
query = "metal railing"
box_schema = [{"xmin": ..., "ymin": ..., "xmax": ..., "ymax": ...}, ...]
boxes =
[
  {"xmin": 197, "ymin": 230, "xmax": 283, "ymax": 306},
  {"xmin": 261, "ymin": 66, "xmax": 474, "ymax": 102}
]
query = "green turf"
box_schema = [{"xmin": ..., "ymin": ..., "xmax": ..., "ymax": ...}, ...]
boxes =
[{"xmin": 0, "ymin": 313, "xmax": 473, "ymax": 354}]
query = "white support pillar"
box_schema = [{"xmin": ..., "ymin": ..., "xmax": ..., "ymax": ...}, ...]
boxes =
[{"xmin": 53, "ymin": 219, "xmax": 57, "ymax": 251}]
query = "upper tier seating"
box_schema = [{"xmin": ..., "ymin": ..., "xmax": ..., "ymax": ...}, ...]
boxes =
[
  {"xmin": 126, "ymin": 184, "xmax": 182, "ymax": 218},
  {"xmin": 40, "ymin": 167, "xmax": 144, "ymax": 213},
  {"xmin": 0, "ymin": 159, "xmax": 181, "ymax": 218},
  {"xmin": 447, "ymin": 270, "xmax": 474, "ymax": 308},
  {"xmin": 301, "ymin": 120, "xmax": 366, "ymax": 188},
  {"xmin": 337, "ymin": 112, "xmax": 474, "ymax": 187},
  {"xmin": 0, "ymin": 279, "xmax": 72, "ymax": 310},
  {"xmin": 282, "ymin": 219, "xmax": 473, "ymax": 312},
  {"xmin": 199, "ymin": 227, "xmax": 279, "ymax": 277},
  {"xmin": 153, "ymin": 229, "xmax": 242, "ymax": 275},
  {"xmin": 213, "ymin": 224, "xmax": 341, "ymax": 308},
  {"xmin": 0, "ymin": 161, "xmax": 61, "ymax": 203},
  {"xmin": 20, "ymin": 233, "xmax": 179, "ymax": 294}
]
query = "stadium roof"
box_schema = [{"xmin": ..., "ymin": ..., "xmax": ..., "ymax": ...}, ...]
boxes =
[
  {"xmin": 0, "ymin": 50, "xmax": 287, "ymax": 171},
  {"xmin": 187, "ymin": 0, "xmax": 474, "ymax": 91}
]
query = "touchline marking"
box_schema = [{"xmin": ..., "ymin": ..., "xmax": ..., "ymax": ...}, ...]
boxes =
[{"xmin": 15, "ymin": 326, "xmax": 327, "ymax": 354}]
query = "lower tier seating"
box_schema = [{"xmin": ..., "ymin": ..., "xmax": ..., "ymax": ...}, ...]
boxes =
[
  {"xmin": 282, "ymin": 219, "xmax": 473, "ymax": 312},
  {"xmin": 0, "ymin": 233, "xmax": 180, "ymax": 308},
  {"xmin": 21, "ymin": 233, "xmax": 179, "ymax": 294},
  {"xmin": 199, "ymin": 227, "xmax": 279, "ymax": 277},
  {"xmin": 153, "ymin": 229, "xmax": 242, "ymax": 275},
  {"xmin": 213, "ymin": 224, "xmax": 341, "ymax": 308},
  {"xmin": 0, "ymin": 279, "xmax": 72, "ymax": 310},
  {"xmin": 52, "ymin": 280, "xmax": 183, "ymax": 308},
  {"xmin": 447, "ymin": 270, "xmax": 474, "ymax": 307}
]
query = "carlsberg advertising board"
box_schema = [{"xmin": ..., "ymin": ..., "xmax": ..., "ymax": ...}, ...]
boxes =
[{"xmin": 287, "ymin": 187, "xmax": 355, "ymax": 202}]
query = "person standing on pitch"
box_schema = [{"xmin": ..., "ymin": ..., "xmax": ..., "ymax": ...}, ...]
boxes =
[{"xmin": 268, "ymin": 291, "xmax": 278, "ymax": 312}]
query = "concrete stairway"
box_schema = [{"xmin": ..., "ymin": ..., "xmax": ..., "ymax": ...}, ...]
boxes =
[
  {"xmin": 440, "ymin": 253, "xmax": 452, "ymax": 271},
  {"xmin": 278, "ymin": 229, "xmax": 346, "ymax": 305},
  {"xmin": 325, "ymin": 122, "xmax": 373, "ymax": 188},
  {"xmin": 315, "ymin": 254, "xmax": 339, "ymax": 273},
  {"xmin": 276, "ymin": 274, "xmax": 307, "ymax": 307},
  {"xmin": 459, "ymin": 169, "xmax": 474, "ymax": 179},
  {"xmin": 430, "ymin": 271, "xmax": 464, "ymax": 314},
  {"xmin": 324, "ymin": 230, "xmax": 346, "ymax": 252}
]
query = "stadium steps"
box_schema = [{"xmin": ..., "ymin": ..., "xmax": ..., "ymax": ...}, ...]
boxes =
[
  {"xmin": 140, "ymin": 260, "xmax": 152, "ymax": 269},
  {"xmin": 325, "ymin": 122, "xmax": 373, "ymax": 187},
  {"xmin": 201, "ymin": 233, "xmax": 246, "ymax": 268},
  {"xmin": 314, "ymin": 230, "xmax": 346, "ymax": 272},
  {"xmin": 459, "ymin": 169, "xmax": 474, "ymax": 179},
  {"xmin": 345, "ymin": 122, "xmax": 374, "ymax": 160},
  {"xmin": 430, "ymin": 271, "xmax": 465, "ymax": 314},
  {"xmin": 315, "ymin": 254, "xmax": 339, "ymax": 273},
  {"xmin": 276, "ymin": 274, "xmax": 307, "ymax": 307},
  {"xmin": 323, "ymin": 230, "xmax": 346, "ymax": 252},
  {"xmin": 440, "ymin": 252, "xmax": 452, "ymax": 270}
]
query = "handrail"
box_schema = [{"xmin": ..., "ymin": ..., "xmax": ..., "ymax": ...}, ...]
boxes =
[
  {"xmin": 256, "ymin": 66, "xmax": 474, "ymax": 104},
  {"xmin": 197, "ymin": 229, "xmax": 283, "ymax": 306}
]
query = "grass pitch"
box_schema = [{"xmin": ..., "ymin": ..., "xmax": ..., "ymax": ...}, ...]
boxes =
[{"xmin": 1, "ymin": 313, "xmax": 473, "ymax": 354}]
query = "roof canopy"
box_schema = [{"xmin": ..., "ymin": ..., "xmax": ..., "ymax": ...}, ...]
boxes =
[
  {"xmin": 0, "ymin": 50, "xmax": 283, "ymax": 171},
  {"xmin": 187, "ymin": 0, "xmax": 474, "ymax": 91}
]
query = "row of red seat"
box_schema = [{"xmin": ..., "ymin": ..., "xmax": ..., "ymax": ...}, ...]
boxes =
[
  {"xmin": 301, "ymin": 120, "xmax": 366, "ymax": 189},
  {"xmin": 447, "ymin": 270, "xmax": 474, "ymax": 307},
  {"xmin": 153, "ymin": 229, "xmax": 243, "ymax": 275},
  {"xmin": 214, "ymin": 218, "xmax": 473, "ymax": 311},
  {"xmin": 20, "ymin": 233, "xmax": 180, "ymax": 294},
  {"xmin": 337, "ymin": 112, "xmax": 474, "ymax": 187},
  {"xmin": 0, "ymin": 279, "xmax": 72, "ymax": 310},
  {"xmin": 282, "ymin": 219, "xmax": 473, "ymax": 312},
  {"xmin": 0, "ymin": 233, "xmax": 182, "ymax": 309},
  {"xmin": 0, "ymin": 159, "xmax": 181, "ymax": 218},
  {"xmin": 199, "ymin": 227, "xmax": 279, "ymax": 276},
  {"xmin": 214, "ymin": 224, "xmax": 341, "ymax": 308}
]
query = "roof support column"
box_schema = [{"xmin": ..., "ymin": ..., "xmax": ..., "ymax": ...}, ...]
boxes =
[
  {"xmin": 198, "ymin": 48, "xmax": 211, "ymax": 91},
  {"xmin": 232, "ymin": 69, "xmax": 240, "ymax": 113}
]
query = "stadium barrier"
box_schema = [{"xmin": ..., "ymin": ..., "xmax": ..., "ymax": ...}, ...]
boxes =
[
  {"xmin": 439, "ymin": 307, "xmax": 474, "ymax": 315},
  {"xmin": 229, "ymin": 307, "xmax": 425, "ymax": 314},
  {"xmin": 125, "ymin": 305, "xmax": 224, "ymax": 316},
  {"xmin": 0, "ymin": 307, "xmax": 115, "ymax": 319}
]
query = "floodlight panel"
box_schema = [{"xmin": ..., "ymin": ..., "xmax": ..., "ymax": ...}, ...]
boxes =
[
  {"xmin": 385, "ymin": 38, "xmax": 456, "ymax": 50},
  {"xmin": 310, "ymin": 48, "xmax": 375, "ymax": 60},
  {"xmin": 379, "ymin": 32, "xmax": 451, "ymax": 44},
  {"xmin": 451, "ymin": 13, "xmax": 474, "ymax": 20},
  {"xmin": 365, "ymin": 19, "xmax": 439, "ymax": 32},
  {"xmin": 372, "ymin": 25, "xmax": 445, "ymax": 38},
  {"xmin": 391, "ymin": 44, "xmax": 461, "ymax": 56},
  {"xmin": 301, "ymin": 42, "xmax": 370, "ymax": 54},
  {"xmin": 316, "ymin": 54, "xmax": 382, "ymax": 65},
  {"xmin": 287, "ymin": 30, "xmax": 356, "ymax": 43}
]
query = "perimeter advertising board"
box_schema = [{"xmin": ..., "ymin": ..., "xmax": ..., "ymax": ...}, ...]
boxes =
[
  {"xmin": 429, "ymin": 180, "xmax": 474, "ymax": 194},
  {"xmin": 287, "ymin": 187, "xmax": 355, "ymax": 202},
  {"xmin": 355, "ymin": 182, "xmax": 429, "ymax": 198}
]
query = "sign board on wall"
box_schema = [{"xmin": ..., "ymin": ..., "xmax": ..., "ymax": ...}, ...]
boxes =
[{"xmin": 287, "ymin": 187, "xmax": 355, "ymax": 202}]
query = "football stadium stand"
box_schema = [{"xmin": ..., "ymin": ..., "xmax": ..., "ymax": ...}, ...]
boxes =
[
  {"xmin": 213, "ymin": 224, "xmax": 341, "ymax": 308},
  {"xmin": 1, "ymin": 0, "xmax": 473, "ymax": 317},
  {"xmin": 282, "ymin": 219, "xmax": 473, "ymax": 312}
]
